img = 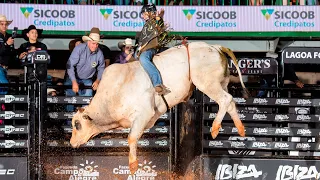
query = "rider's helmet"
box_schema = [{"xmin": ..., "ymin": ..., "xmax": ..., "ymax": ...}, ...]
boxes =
[{"xmin": 140, "ymin": 3, "xmax": 157, "ymax": 15}]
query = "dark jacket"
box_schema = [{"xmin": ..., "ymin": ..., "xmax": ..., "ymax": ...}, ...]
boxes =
[
  {"xmin": 137, "ymin": 17, "xmax": 164, "ymax": 54},
  {"xmin": 283, "ymin": 64, "xmax": 299, "ymax": 82},
  {"xmin": 0, "ymin": 32, "xmax": 16, "ymax": 66},
  {"xmin": 17, "ymin": 41, "xmax": 48, "ymax": 57}
]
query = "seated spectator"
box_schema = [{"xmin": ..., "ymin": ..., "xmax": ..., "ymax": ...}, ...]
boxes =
[
  {"xmin": 114, "ymin": 38, "xmax": 135, "ymax": 64},
  {"xmin": 99, "ymin": 43, "xmax": 112, "ymax": 67},
  {"xmin": 68, "ymin": 38, "xmax": 83, "ymax": 53},
  {"xmin": 47, "ymin": 75, "xmax": 64, "ymax": 96}
]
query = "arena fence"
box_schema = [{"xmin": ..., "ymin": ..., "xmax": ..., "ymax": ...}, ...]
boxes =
[
  {"xmin": 43, "ymin": 95, "xmax": 176, "ymax": 179},
  {"xmin": 0, "ymin": 83, "xmax": 40, "ymax": 180},
  {"xmin": 1, "ymin": 53, "xmax": 320, "ymax": 179},
  {"xmin": 199, "ymin": 91, "xmax": 320, "ymax": 179}
]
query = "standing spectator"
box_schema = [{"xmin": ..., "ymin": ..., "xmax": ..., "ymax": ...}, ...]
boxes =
[
  {"xmin": 64, "ymin": 27, "xmax": 105, "ymax": 111},
  {"xmin": 115, "ymin": 38, "xmax": 135, "ymax": 64},
  {"xmin": 69, "ymin": 36, "xmax": 111, "ymax": 67},
  {"xmin": 84, "ymin": 28, "xmax": 111, "ymax": 67},
  {"xmin": 18, "ymin": 25, "xmax": 47, "ymax": 61},
  {"xmin": 0, "ymin": 14, "xmax": 15, "ymax": 95}
]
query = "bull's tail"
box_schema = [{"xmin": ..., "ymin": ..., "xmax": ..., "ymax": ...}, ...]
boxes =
[{"xmin": 219, "ymin": 46, "xmax": 251, "ymax": 97}]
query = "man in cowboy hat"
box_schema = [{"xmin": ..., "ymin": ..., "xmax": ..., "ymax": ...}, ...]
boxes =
[
  {"xmin": 114, "ymin": 38, "xmax": 135, "ymax": 64},
  {"xmin": 64, "ymin": 27, "xmax": 105, "ymax": 111},
  {"xmin": 0, "ymin": 14, "xmax": 15, "ymax": 95},
  {"xmin": 18, "ymin": 25, "xmax": 47, "ymax": 61}
]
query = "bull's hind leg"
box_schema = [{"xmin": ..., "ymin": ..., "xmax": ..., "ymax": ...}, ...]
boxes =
[
  {"xmin": 227, "ymin": 101, "xmax": 245, "ymax": 137},
  {"xmin": 221, "ymin": 78, "xmax": 245, "ymax": 137},
  {"xmin": 200, "ymin": 82, "xmax": 233, "ymax": 139}
]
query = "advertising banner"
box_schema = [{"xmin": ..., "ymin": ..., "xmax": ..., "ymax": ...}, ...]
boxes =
[
  {"xmin": 0, "ymin": 157, "xmax": 28, "ymax": 180},
  {"xmin": 44, "ymin": 155, "xmax": 170, "ymax": 180},
  {"xmin": 282, "ymin": 47, "xmax": 320, "ymax": 64},
  {"xmin": 1, "ymin": 4, "xmax": 319, "ymax": 32},
  {"xmin": 228, "ymin": 58, "xmax": 278, "ymax": 75},
  {"xmin": 202, "ymin": 157, "xmax": 320, "ymax": 180}
]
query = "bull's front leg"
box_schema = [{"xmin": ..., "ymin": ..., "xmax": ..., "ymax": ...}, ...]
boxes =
[{"xmin": 127, "ymin": 116, "xmax": 151, "ymax": 174}]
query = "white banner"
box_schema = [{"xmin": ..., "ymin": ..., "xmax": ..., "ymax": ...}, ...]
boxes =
[{"xmin": 1, "ymin": 4, "xmax": 319, "ymax": 32}]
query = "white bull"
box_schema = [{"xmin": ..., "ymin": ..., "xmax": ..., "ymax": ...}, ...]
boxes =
[{"xmin": 69, "ymin": 41, "xmax": 247, "ymax": 174}]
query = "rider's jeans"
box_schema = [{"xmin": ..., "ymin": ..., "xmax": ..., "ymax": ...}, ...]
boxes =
[{"xmin": 138, "ymin": 49, "xmax": 162, "ymax": 87}]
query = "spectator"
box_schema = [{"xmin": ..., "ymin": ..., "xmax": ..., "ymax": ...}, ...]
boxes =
[
  {"xmin": 68, "ymin": 38, "xmax": 83, "ymax": 53},
  {"xmin": 47, "ymin": 75, "xmax": 64, "ymax": 96},
  {"xmin": 84, "ymin": 28, "xmax": 111, "ymax": 67},
  {"xmin": 257, "ymin": 64, "xmax": 303, "ymax": 98},
  {"xmin": 64, "ymin": 27, "xmax": 105, "ymax": 111},
  {"xmin": 18, "ymin": 25, "xmax": 47, "ymax": 61},
  {"xmin": 0, "ymin": 14, "xmax": 15, "ymax": 95},
  {"xmin": 69, "ymin": 36, "xmax": 111, "ymax": 67},
  {"xmin": 98, "ymin": 43, "xmax": 112, "ymax": 67},
  {"xmin": 283, "ymin": 64, "xmax": 304, "ymax": 88},
  {"xmin": 114, "ymin": 38, "xmax": 135, "ymax": 64},
  {"xmin": 78, "ymin": 0, "xmax": 87, "ymax": 4}
]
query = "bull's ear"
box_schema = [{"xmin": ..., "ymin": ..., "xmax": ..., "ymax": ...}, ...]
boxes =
[
  {"xmin": 76, "ymin": 107, "xmax": 85, "ymax": 113},
  {"xmin": 82, "ymin": 114, "xmax": 93, "ymax": 121}
]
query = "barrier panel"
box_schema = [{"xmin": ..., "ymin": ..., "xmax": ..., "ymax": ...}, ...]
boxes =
[
  {"xmin": 0, "ymin": 86, "xmax": 31, "ymax": 180},
  {"xmin": 201, "ymin": 94, "xmax": 320, "ymax": 179},
  {"xmin": 43, "ymin": 95, "xmax": 175, "ymax": 179}
]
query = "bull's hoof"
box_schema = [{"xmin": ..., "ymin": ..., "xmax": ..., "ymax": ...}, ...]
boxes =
[
  {"xmin": 237, "ymin": 124, "xmax": 246, "ymax": 137},
  {"xmin": 129, "ymin": 160, "xmax": 138, "ymax": 174},
  {"xmin": 211, "ymin": 124, "xmax": 221, "ymax": 139}
]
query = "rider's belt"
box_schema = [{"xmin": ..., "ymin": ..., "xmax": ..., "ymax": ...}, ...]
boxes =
[{"xmin": 137, "ymin": 38, "xmax": 158, "ymax": 57}]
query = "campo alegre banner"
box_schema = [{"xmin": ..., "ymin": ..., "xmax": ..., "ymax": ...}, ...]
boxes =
[{"xmin": 1, "ymin": 4, "xmax": 319, "ymax": 32}]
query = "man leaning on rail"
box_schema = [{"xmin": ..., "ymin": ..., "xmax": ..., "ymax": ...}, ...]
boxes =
[{"xmin": 64, "ymin": 27, "xmax": 105, "ymax": 111}]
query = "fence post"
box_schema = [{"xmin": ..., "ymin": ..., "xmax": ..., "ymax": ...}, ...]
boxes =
[
  {"xmin": 25, "ymin": 63, "xmax": 37, "ymax": 180},
  {"xmin": 24, "ymin": 51, "xmax": 49, "ymax": 179}
]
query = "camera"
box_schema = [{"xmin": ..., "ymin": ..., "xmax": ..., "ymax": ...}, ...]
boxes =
[
  {"xmin": 11, "ymin": 27, "xmax": 18, "ymax": 39},
  {"xmin": 130, "ymin": 48, "xmax": 134, "ymax": 54}
]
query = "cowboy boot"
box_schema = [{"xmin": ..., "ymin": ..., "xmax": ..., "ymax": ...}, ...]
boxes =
[{"xmin": 155, "ymin": 84, "xmax": 171, "ymax": 96}]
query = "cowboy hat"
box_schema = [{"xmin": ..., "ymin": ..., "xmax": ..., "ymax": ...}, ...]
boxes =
[
  {"xmin": 22, "ymin": 25, "xmax": 43, "ymax": 41},
  {"xmin": 118, "ymin": 38, "xmax": 133, "ymax": 49},
  {"xmin": 82, "ymin": 27, "xmax": 102, "ymax": 43},
  {"xmin": 69, "ymin": 38, "xmax": 83, "ymax": 52},
  {"xmin": 0, "ymin": 14, "xmax": 12, "ymax": 25}
]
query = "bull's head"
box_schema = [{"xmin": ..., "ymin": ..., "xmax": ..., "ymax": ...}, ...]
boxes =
[{"xmin": 69, "ymin": 107, "xmax": 99, "ymax": 148}]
